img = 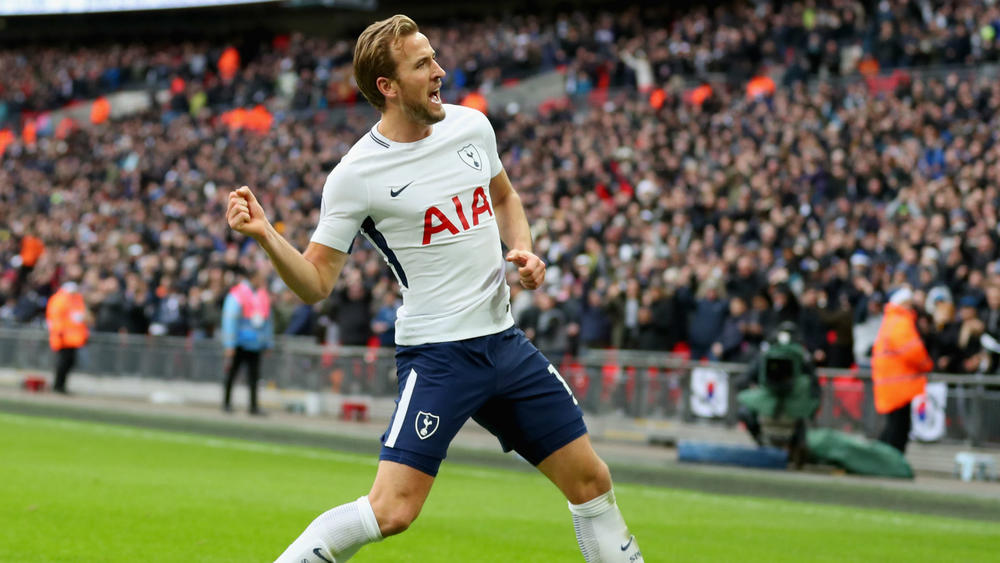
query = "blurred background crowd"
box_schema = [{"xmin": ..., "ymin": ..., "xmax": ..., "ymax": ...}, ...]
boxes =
[{"xmin": 4, "ymin": 0, "xmax": 1000, "ymax": 376}]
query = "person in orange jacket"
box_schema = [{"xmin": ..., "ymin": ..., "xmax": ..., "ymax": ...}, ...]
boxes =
[
  {"xmin": 871, "ymin": 286, "xmax": 933, "ymax": 453},
  {"xmin": 46, "ymin": 281, "xmax": 91, "ymax": 394}
]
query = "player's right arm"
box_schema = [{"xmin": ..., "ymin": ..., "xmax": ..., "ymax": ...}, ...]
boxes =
[{"xmin": 228, "ymin": 186, "xmax": 347, "ymax": 304}]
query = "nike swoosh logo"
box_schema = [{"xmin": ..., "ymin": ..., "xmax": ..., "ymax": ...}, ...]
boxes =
[
  {"xmin": 313, "ymin": 547, "xmax": 333, "ymax": 563},
  {"xmin": 620, "ymin": 535, "xmax": 634, "ymax": 551},
  {"xmin": 390, "ymin": 181, "xmax": 414, "ymax": 197}
]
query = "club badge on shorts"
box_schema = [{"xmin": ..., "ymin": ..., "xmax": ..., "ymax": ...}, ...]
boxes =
[{"xmin": 415, "ymin": 411, "xmax": 440, "ymax": 439}]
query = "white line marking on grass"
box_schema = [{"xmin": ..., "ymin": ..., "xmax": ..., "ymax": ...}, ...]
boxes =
[
  {"xmin": 9, "ymin": 411, "xmax": 993, "ymax": 534},
  {"xmin": 615, "ymin": 483, "xmax": 999, "ymax": 534},
  {"xmin": 0, "ymin": 412, "xmax": 376, "ymax": 467},
  {"xmin": 0, "ymin": 412, "xmax": 527, "ymax": 482}
]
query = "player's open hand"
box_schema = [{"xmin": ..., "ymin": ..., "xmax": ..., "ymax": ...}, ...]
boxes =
[
  {"xmin": 227, "ymin": 186, "xmax": 269, "ymax": 240},
  {"xmin": 506, "ymin": 249, "xmax": 546, "ymax": 290}
]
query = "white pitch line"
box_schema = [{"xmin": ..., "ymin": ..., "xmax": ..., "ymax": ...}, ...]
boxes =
[
  {"xmin": 0, "ymin": 412, "xmax": 523, "ymax": 482},
  {"xmin": 616, "ymin": 483, "xmax": 999, "ymax": 534},
  {"xmin": 0, "ymin": 412, "xmax": 376, "ymax": 466},
  {"xmin": 7, "ymin": 411, "xmax": 994, "ymax": 532}
]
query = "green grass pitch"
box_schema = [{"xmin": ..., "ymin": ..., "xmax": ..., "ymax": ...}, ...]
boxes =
[{"xmin": 0, "ymin": 412, "xmax": 996, "ymax": 562}]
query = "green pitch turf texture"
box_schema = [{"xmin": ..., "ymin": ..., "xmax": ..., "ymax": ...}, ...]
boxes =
[{"xmin": 1, "ymin": 412, "xmax": 996, "ymax": 562}]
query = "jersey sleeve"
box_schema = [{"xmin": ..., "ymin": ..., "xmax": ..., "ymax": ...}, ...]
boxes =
[
  {"xmin": 477, "ymin": 111, "xmax": 504, "ymax": 178},
  {"xmin": 310, "ymin": 164, "xmax": 369, "ymax": 253}
]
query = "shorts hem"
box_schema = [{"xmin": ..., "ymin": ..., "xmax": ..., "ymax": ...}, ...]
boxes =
[
  {"xmin": 520, "ymin": 418, "xmax": 589, "ymax": 466},
  {"xmin": 379, "ymin": 447, "xmax": 443, "ymax": 477}
]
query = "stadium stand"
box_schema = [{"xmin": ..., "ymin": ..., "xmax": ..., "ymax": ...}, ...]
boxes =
[{"xmin": 2, "ymin": 0, "xmax": 1000, "ymax": 385}]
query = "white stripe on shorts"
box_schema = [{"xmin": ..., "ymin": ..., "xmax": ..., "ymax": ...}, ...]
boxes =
[{"xmin": 385, "ymin": 368, "xmax": 418, "ymax": 448}]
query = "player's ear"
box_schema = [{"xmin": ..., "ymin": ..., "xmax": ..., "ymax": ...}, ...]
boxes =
[{"xmin": 376, "ymin": 76, "xmax": 397, "ymax": 101}]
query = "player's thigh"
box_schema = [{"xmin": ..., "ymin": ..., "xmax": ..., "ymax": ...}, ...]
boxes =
[
  {"xmin": 367, "ymin": 460, "xmax": 435, "ymax": 535},
  {"xmin": 536, "ymin": 434, "xmax": 612, "ymax": 504},
  {"xmin": 381, "ymin": 341, "xmax": 493, "ymax": 476},
  {"xmin": 474, "ymin": 328, "xmax": 588, "ymax": 465}
]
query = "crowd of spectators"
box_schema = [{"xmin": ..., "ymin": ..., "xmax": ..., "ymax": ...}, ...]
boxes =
[
  {"xmin": 5, "ymin": 0, "xmax": 1000, "ymax": 124},
  {"xmin": 4, "ymin": 1, "xmax": 1000, "ymax": 377},
  {"xmin": 501, "ymin": 69, "xmax": 1000, "ymax": 375}
]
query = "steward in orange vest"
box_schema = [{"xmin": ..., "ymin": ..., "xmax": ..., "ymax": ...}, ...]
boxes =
[
  {"xmin": 871, "ymin": 287, "xmax": 932, "ymax": 452},
  {"xmin": 46, "ymin": 282, "xmax": 90, "ymax": 393}
]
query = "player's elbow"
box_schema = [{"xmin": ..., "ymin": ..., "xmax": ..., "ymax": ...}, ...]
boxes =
[
  {"xmin": 290, "ymin": 282, "xmax": 328, "ymax": 305},
  {"xmin": 300, "ymin": 245, "xmax": 344, "ymax": 305},
  {"xmin": 298, "ymin": 288, "xmax": 327, "ymax": 305}
]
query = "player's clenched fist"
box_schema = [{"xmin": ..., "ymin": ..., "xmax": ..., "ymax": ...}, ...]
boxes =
[
  {"xmin": 227, "ymin": 186, "xmax": 268, "ymax": 240},
  {"xmin": 506, "ymin": 249, "xmax": 546, "ymax": 290}
]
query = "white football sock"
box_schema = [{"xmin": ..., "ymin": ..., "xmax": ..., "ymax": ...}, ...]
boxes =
[
  {"xmin": 274, "ymin": 495, "xmax": 383, "ymax": 563},
  {"xmin": 568, "ymin": 489, "xmax": 643, "ymax": 562}
]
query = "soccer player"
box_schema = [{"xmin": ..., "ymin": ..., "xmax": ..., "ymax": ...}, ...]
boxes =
[{"xmin": 227, "ymin": 14, "xmax": 644, "ymax": 563}]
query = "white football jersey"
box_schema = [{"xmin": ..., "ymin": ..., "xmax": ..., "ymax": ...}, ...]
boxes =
[{"xmin": 311, "ymin": 104, "xmax": 515, "ymax": 345}]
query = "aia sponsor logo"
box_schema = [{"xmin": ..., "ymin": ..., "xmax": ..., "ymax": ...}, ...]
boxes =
[{"xmin": 422, "ymin": 186, "xmax": 493, "ymax": 245}]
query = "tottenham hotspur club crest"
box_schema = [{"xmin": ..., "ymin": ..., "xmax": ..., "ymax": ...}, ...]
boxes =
[
  {"xmin": 415, "ymin": 411, "xmax": 440, "ymax": 440},
  {"xmin": 457, "ymin": 144, "xmax": 482, "ymax": 171}
]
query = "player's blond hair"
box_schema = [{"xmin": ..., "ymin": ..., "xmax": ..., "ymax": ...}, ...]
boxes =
[{"xmin": 354, "ymin": 14, "xmax": 419, "ymax": 111}]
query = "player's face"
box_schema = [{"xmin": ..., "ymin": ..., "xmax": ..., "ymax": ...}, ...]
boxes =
[{"xmin": 390, "ymin": 32, "xmax": 446, "ymax": 126}]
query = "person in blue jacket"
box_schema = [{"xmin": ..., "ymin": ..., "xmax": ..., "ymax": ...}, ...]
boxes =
[{"xmin": 221, "ymin": 267, "xmax": 274, "ymax": 414}]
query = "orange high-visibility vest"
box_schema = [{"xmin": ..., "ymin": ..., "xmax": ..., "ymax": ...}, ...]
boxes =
[
  {"xmin": 745, "ymin": 75, "xmax": 776, "ymax": 99},
  {"xmin": 20, "ymin": 235, "xmax": 44, "ymax": 267},
  {"xmin": 689, "ymin": 84, "xmax": 712, "ymax": 106},
  {"xmin": 871, "ymin": 303, "xmax": 932, "ymax": 413},
  {"xmin": 218, "ymin": 47, "xmax": 240, "ymax": 81},
  {"xmin": 0, "ymin": 129, "xmax": 13, "ymax": 155},
  {"xmin": 247, "ymin": 105, "xmax": 273, "ymax": 133},
  {"xmin": 649, "ymin": 88, "xmax": 667, "ymax": 110},
  {"xmin": 460, "ymin": 91, "xmax": 488, "ymax": 114},
  {"xmin": 22, "ymin": 121, "xmax": 37, "ymax": 146},
  {"xmin": 90, "ymin": 96, "xmax": 111, "ymax": 124},
  {"xmin": 46, "ymin": 288, "xmax": 89, "ymax": 351}
]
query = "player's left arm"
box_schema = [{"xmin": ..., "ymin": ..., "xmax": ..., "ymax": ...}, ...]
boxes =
[{"xmin": 489, "ymin": 169, "xmax": 545, "ymax": 290}]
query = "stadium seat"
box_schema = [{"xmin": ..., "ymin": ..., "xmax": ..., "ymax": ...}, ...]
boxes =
[
  {"xmin": 341, "ymin": 401, "xmax": 369, "ymax": 422},
  {"xmin": 22, "ymin": 375, "xmax": 47, "ymax": 392}
]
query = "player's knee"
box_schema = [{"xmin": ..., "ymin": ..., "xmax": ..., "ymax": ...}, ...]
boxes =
[
  {"xmin": 370, "ymin": 499, "xmax": 421, "ymax": 537},
  {"xmin": 375, "ymin": 507, "xmax": 419, "ymax": 537},
  {"xmin": 567, "ymin": 458, "xmax": 612, "ymax": 505}
]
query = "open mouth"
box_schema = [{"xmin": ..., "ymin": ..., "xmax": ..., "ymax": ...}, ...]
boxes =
[{"xmin": 429, "ymin": 88, "xmax": 441, "ymax": 105}]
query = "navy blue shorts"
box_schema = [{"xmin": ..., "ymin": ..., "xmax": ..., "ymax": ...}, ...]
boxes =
[{"xmin": 379, "ymin": 326, "xmax": 587, "ymax": 476}]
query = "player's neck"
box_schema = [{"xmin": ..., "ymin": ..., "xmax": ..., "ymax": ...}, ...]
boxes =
[{"xmin": 377, "ymin": 108, "xmax": 433, "ymax": 143}]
